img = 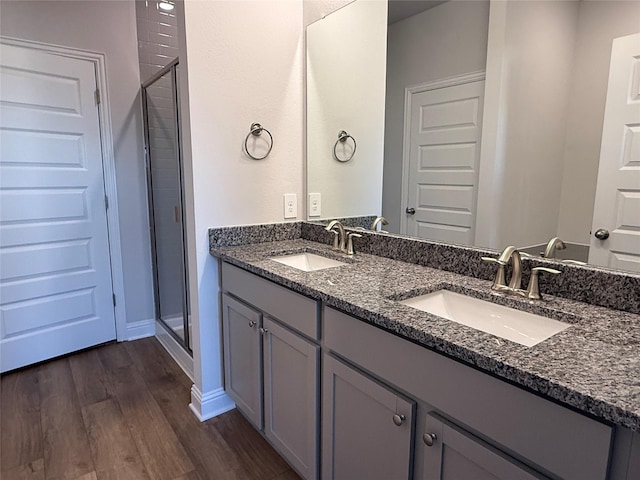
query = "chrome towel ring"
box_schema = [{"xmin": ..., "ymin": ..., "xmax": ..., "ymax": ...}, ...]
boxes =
[
  {"xmin": 333, "ymin": 130, "xmax": 356, "ymax": 162},
  {"xmin": 244, "ymin": 122, "xmax": 273, "ymax": 160}
]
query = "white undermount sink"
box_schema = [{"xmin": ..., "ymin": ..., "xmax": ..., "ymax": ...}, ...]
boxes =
[
  {"xmin": 399, "ymin": 290, "xmax": 570, "ymax": 347},
  {"xmin": 270, "ymin": 252, "xmax": 347, "ymax": 272}
]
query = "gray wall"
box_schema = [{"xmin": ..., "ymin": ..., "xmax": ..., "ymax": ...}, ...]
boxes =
[
  {"xmin": 382, "ymin": 0, "xmax": 490, "ymax": 233},
  {"xmin": 476, "ymin": 0, "xmax": 579, "ymax": 249},
  {"xmin": 557, "ymin": 0, "xmax": 640, "ymax": 245},
  {"xmin": 1, "ymin": 0, "xmax": 155, "ymax": 326}
]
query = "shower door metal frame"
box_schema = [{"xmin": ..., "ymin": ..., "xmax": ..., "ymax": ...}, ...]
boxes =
[{"xmin": 141, "ymin": 57, "xmax": 192, "ymax": 353}]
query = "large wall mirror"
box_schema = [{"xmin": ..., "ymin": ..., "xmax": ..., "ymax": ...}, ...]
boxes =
[{"xmin": 305, "ymin": 0, "xmax": 640, "ymax": 274}]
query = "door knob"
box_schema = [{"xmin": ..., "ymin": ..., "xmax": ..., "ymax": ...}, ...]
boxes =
[
  {"xmin": 406, "ymin": 207, "xmax": 416, "ymax": 215},
  {"xmin": 392, "ymin": 414, "xmax": 405, "ymax": 426},
  {"xmin": 248, "ymin": 321, "xmax": 256, "ymax": 328},
  {"xmin": 594, "ymin": 229, "xmax": 610, "ymax": 240},
  {"xmin": 423, "ymin": 432, "xmax": 437, "ymax": 447}
]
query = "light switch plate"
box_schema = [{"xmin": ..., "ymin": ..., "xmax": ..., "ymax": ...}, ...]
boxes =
[
  {"xmin": 309, "ymin": 193, "xmax": 321, "ymax": 217},
  {"xmin": 284, "ymin": 193, "xmax": 297, "ymax": 219}
]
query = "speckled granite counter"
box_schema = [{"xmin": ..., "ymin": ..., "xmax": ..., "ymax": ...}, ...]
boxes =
[{"xmin": 211, "ymin": 238, "xmax": 640, "ymax": 432}]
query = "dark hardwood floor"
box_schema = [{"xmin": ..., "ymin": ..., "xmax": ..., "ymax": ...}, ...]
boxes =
[{"xmin": 1, "ymin": 338, "xmax": 301, "ymax": 480}]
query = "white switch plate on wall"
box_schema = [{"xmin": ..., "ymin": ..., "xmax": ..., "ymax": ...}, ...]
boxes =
[
  {"xmin": 309, "ymin": 193, "xmax": 321, "ymax": 217},
  {"xmin": 284, "ymin": 193, "xmax": 297, "ymax": 219}
]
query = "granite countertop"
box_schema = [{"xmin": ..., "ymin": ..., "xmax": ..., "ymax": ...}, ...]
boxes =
[{"xmin": 212, "ymin": 238, "xmax": 640, "ymax": 432}]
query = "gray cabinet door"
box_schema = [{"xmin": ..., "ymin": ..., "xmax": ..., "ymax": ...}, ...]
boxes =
[
  {"xmin": 422, "ymin": 413, "xmax": 546, "ymax": 480},
  {"xmin": 322, "ymin": 354, "xmax": 415, "ymax": 480},
  {"xmin": 222, "ymin": 293, "xmax": 263, "ymax": 429},
  {"xmin": 263, "ymin": 316, "xmax": 319, "ymax": 480}
]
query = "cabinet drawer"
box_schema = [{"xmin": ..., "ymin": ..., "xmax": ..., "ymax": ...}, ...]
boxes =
[
  {"xmin": 222, "ymin": 262, "xmax": 319, "ymax": 340},
  {"xmin": 324, "ymin": 306, "xmax": 613, "ymax": 480}
]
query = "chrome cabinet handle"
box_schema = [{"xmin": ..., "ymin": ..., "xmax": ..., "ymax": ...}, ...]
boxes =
[
  {"xmin": 594, "ymin": 229, "xmax": 610, "ymax": 240},
  {"xmin": 423, "ymin": 432, "xmax": 437, "ymax": 447},
  {"xmin": 392, "ymin": 414, "xmax": 405, "ymax": 426},
  {"xmin": 259, "ymin": 327, "xmax": 269, "ymax": 335},
  {"xmin": 248, "ymin": 321, "xmax": 256, "ymax": 328},
  {"xmin": 406, "ymin": 207, "xmax": 415, "ymax": 215}
]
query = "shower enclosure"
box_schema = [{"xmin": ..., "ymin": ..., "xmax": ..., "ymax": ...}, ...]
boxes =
[{"xmin": 142, "ymin": 59, "xmax": 191, "ymax": 353}]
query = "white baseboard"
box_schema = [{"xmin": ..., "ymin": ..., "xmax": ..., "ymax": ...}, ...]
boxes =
[
  {"xmin": 125, "ymin": 318, "xmax": 156, "ymax": 341},
  {"xmin": 189, "ymin": 385, "xmax": 235, "ymax": 422},
  {"xmin": 155, "ymin": 320, "xmax": 194, "ymax": 381}
]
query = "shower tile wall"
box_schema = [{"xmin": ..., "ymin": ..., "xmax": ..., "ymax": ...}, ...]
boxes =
[{"xmin": 135, "ymin": 0, "xmax": 179, "ymax": 82}]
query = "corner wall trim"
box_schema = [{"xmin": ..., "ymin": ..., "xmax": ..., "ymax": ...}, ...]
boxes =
[
  {"xmin": 155, "ymin": 320, "xmax": 194, "ymax": 381},
  {"xmin": 125, "ymin": 318, "xmax": 156, "ymax": 341},
  {"xmin": 189, "ymin": 385, "xmax": 235, "ymax": 422}
]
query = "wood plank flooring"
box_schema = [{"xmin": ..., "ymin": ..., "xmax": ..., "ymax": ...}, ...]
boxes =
[{"xmin": 1, "ymin": 338, "xmax": 301, "ymax": 480}]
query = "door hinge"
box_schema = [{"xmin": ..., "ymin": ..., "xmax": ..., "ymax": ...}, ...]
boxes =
[
  {"xmin": 112, "ymin": 294, "xmax": 116, "ymax": 306},
  {"xmin": 95, "ymin": 89, "xmax": 101, "ymax": 105},
  {"xmin": 105, "ymin": 195, "xmax": 109, "ymax": 210}
]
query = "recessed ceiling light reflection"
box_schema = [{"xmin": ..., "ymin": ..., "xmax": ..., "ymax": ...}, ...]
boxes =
[{"xmin": 158, "ymin": 1, "xmax": 175, "ymax": 12}]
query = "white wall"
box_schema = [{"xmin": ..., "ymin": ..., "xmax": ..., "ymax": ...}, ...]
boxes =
[
  {"xmin": 383, "ymin": 0, "xmax": 490, "ymax": 233},
  {"xmin": 178, "ymin": 0, "xmax": 304, "ymax": 419},
  {"xmin": 0, "ymin": 0, "xmax": 155, "ymax": 326},
  {"xmin": 557, "ymin": 0, "xmax": 640, "ymax": 245},
  {"xmin": 476, "ymin": 0, "xmax": 579, "ymax": 249},
  {"xmin": 306, "ymin": 0, "xmax": 388, "ymax": 220},
  {"xmin": 304, "ymin": 0, "xmax": 354, "ymax": 27}
]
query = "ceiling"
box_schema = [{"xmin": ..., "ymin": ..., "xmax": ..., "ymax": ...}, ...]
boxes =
[{"xmin": 387, "ymin": 0, "xmax": 448, "ymax": 24}]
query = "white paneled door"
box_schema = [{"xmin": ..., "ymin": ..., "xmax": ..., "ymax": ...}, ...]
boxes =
[
  {"xmin": 0, "ymin": 43, "xmax": 116, "ymax": 372},
  {"xmin": 404, "ymin": 79, "xmax": 485, "ymax": 244},
  {"xmin": 589, "ymin": 33, "xmax": 640, "ymax": 272}
]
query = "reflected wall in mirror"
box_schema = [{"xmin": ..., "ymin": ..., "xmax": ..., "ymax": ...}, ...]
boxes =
[
  {"xmin": 305, "ymin": 0, "xmax": 640, "ymax": 273},
  {"xmin": 306, "ymin": 0, "xmax": 388, "ymax": 220}
]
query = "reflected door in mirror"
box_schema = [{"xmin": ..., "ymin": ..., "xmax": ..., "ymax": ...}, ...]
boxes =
[
  {"xmin": 405, "ymin": 79, "xmax": 485, "ymax": 245},
  {"xmin": 589, "ymin": 32, "xmax": 640, "ymax": 273}
]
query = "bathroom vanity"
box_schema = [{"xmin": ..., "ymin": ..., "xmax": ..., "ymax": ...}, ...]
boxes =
[{"xmin": 212, "ymin": 224, "xmax": 640, "ymax": 480}]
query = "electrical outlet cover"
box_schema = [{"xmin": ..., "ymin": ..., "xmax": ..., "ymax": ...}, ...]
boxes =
[
  {"xmin": 309, "ymin": 193, "xmax": 321, "ymax": 217},
  {"xmin": 284, "ymin": 193, "xmax": 297, "ymax": 219}
]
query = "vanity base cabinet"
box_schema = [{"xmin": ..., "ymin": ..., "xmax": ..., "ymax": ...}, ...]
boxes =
[
  {"xmin": 222, "ymin": 293, "xmax": 263, "ymax": 429},
  {"xmin": 323, "ymin": 306, "xmax": 613, "ymax": 480},
  {"xmin": 221, "ymin": 263, "xmax": 320, "ymax": 480},
  {"xmin": 322, "ymin": 354, "xmax": 416, "ymax": 480},
  {"xmin": 422, "ymin": 413, "xmax": 545, "ymax": 480},
  {"xmin": 263, "ymin": 316, "xmax": 319, "ymax": 480}
]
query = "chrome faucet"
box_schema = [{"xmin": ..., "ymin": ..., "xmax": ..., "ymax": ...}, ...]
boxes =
[
  {"xmin": 325, "ymin": 220, "xmax": 346, "ymax": 252},
  {"xmin": 482, "ymin": 245, "xmax": 522, "ymax": 292},
  {"xmin": 483, "ymin": 246, "xmax": 560, "ymax": 299},
  {"xmin": 542, "ymin": 237, "xmax": 566, "ymax": 259},
  {"xmin": 370, "ymin": 216, "xmax": 388, "ymax": 232}
]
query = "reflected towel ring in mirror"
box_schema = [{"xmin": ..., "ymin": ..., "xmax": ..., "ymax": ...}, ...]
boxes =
[
  {"xmin": 333, "ymin": 130, "xmax": 356, "ymax": 162},
  {"xmin": 244, "ymin": 122, "xmax": 273, "ymax": 160}
]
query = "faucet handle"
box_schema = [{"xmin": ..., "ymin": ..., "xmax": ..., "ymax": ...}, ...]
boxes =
[
  {"xmin": 533, "ymin": 267, "xmax": 561, "ymax": 274},
  {"xmin": 481, "ymin": 256, "xmax": 504, "ymax": 265},
  {"xmin": 328, "ymin": 228, "xmax": 339, "ymax": 250},
  {"xmin": 481, "ymin": 256, "xmax": 508, "ymax": 289},
  {"xmin": 347, "ymin": 233, "xmax": 362, "ymax": 255},
  {"xmin": 526, "ymin": 267, "xmax": 561, "ymax": 300}
]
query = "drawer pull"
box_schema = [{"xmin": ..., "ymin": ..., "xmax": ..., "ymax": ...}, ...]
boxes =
[
  {"xmin": 423, "ymin": 432, "xmax": 437, "ymax": 447},
  {"xmin": 392, "ymin": 414, "xmax": 405, "ymax": 426}
]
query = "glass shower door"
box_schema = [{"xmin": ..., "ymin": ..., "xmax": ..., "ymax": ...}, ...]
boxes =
[{"xmin": 142, "ymin": 60, "xmax": 191, "ymax": 352}]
